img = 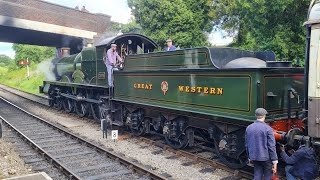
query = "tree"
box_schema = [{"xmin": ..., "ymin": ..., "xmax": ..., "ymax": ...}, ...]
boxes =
[
  {"xmin": 128, "ymin": 0, "xmax": 214, "ymax": 49},
  {"xmin": 210, "ymin": 0, "xmax": 310, "ymax": 63},
  {"xmin": 113, "ymin": 18, "xmax": 144, "ymax": 34},
  {"xmin": 0, "ymin": 54, "xmax": 12, "ymax": 66},
  {"xmin": 12, "ymin": 44, "xmax": 55, "ymax": 64}
]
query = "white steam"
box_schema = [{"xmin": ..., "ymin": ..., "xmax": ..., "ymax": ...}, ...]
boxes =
[{"xmin": 36, "ymin": 59, "xmax": 55, "ymax": 80}]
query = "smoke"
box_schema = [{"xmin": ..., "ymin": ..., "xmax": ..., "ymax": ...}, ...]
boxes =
[{"xmin": 36, "ymin": 59, "xmax": 55, "ymax": 81}]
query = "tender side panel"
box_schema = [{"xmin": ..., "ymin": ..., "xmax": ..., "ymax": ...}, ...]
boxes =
[
  {"xmin": 263, "ymin": 74, "xmax": 304, "ymax": 116},
  {"xmin": 114, "ymin": 72, "xmax": 255, "ymax": 120},
  {"xmin": 124, "ymin": 48, "xmax": 213, "ymax": 71}
]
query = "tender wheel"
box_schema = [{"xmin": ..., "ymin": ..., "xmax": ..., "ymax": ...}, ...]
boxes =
[
  {"xmin": 164, "ymin": 132, "xmax": 189, "ymax": 149},
  {"xmin": 63, "ymin": 98, "xmax": 74, "ymax": 113},
  {"xmin": 129, "ymin": 111, "xmax": 146, "ymax": 136},
  {"xmin": 214, "ymin": 139, "xmax": 247, "ymax": 169},
  {"xmin": 131, "ymin": 120, "xmax": 145, "ymax": 136},
  {"xmin": 163, "ymin": 119, "xmax": 189, "ymax": 149},
  {"xmin": 152, "ymin": 118, "xmax": 163, "ymax": 133}
]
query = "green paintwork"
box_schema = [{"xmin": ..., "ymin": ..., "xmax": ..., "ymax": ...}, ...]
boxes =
[
  {"xmin": 54, "ymin": 46, "xmax": 109, "ymax": 87},
  {"xmin": 46, "ymin": 40, "xmax": 305, "ymax": 123},
  {"xmin": 96, "ymin": 47, "xmax": 107, "ymax": 86},
  {"xmin": 56, "ymin": 54, "xmax": 78, "ymax": 77},
  {"xmin": 114, "ymin": 69, "xmax": 304, "ymax": 122},
  {"xmin": 124, "ymin": 47, "xmax": 212, "ymax": 71}
]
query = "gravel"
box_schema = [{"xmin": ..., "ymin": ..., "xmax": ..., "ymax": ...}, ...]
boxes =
[
  {"xmin": 0, "ymin": 139, "xmax": 32, "ymax": 179},
  {"xmin": 1, "ymin": 126, "xmax": 68, "ymax": 180},
  {"xmin": 0, "ymin": 88, "xmax": 234, "ymax": 180}
]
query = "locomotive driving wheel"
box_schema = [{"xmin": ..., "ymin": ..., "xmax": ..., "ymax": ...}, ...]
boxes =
[
  {"xmin": 64, "ymin": 98, "xmax": 74, "ymax": 113},
  {"xmin": 54, "ymin": 98, "xmax": 64, "ymax": 111},
  {"xmin": 48, "ymin": 89, "xmax": 54, "ymax": 107},
  {"xmin": 63, "ymin": 93, "xmax": 74, "ymax": 113},
  {"xmin": 75, "ymin": 93, "xmax": 89, "ymax": 117}
]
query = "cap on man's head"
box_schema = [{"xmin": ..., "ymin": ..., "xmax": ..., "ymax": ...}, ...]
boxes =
[
  {"xmin": 166, "ymin": 39, "xmax": 172, "ymax": 42},
  {"xmin": 111, "ymin": 44, "xmax": 117, "ymax": 47},
  {"xmin": 255, "ymin": 108, "xmax": 268, "ymax": 116}
]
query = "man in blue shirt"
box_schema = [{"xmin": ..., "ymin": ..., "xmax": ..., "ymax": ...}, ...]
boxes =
[
  {"xmin": 165, "ymin": 39, "xmax": 176, "ymax": 51},
  {"xmin": 280, "ymin": 144, "xmax": 318, "ymax": 180},
  {"xmin": 245, "ymin": 108, "xmax": 278, "ymax": 180}
]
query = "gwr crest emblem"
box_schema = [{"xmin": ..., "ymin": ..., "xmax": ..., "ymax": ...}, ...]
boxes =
[{"xmin": 161, "ymin": 81, "xmax": 168, "ymax": 95}]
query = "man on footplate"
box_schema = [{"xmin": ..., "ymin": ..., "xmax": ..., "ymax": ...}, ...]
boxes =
[
  {"xmin": 245, "ymin": 108, "xmax": 278, "ymax": 180},
  {"xmin": 105, "ymin": 44, "xmax": 123, "ymax": 87}
]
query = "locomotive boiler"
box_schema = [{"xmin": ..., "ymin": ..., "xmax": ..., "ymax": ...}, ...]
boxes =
[{"xmin": 39, "ymin": 1, "xmax": 320, "ymax": 169}]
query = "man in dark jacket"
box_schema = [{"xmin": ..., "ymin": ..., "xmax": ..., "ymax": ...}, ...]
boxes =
[
  {"xmin": 280, "ymin": 144, "xmax": 318, "ymax": 180},
  {"xmin": 165, "ymin": 39, "xmax": 176, "ymax": 51},
  {"xmin": 246, "ymin": 108, "xmax": 278, "ymax": 180}
]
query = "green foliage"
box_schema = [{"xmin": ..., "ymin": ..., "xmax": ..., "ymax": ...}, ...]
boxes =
[
  {"xmin": 128, "ymin": 0, "xmax": 214, "ymax": 49},
  {"xmin": 12, "ymin": 44, "xmax": 55, "ymax": 65},
  {"xmin": 0, "ymin": 63, "xmax": 45, "ymax": 95},
  {"xmin": 0, "ymin": 44, "xmax": 53, "ymax": 94},
  {"xmin": 0, "ymin": 66, "xmax": 7, "ymax": 76},
  {"xmin": 210, "ymin": 0, "xmax": 310, "ymax": 64},
  {"xmin": 0, "ymin": 54, "xmax": 12, "ymax": 66},
  {"xmin": 113, "ymin": 19, "xmax": 144, "ymax": 34}
]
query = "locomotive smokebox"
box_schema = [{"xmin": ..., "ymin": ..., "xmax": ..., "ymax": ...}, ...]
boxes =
[{"xmin": 306, "ymin": 0, "xmax": 320, "ymax": 142}]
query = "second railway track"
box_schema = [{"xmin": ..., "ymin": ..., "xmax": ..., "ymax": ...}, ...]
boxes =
[{"xmin": 0, "ymin": 96, "xmax": 165, "ymax": 180}]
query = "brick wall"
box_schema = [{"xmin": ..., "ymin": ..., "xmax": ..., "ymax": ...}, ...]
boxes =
[{"xmin": 0, "ymin": 0, "xmax": 113, "ymax": 33}]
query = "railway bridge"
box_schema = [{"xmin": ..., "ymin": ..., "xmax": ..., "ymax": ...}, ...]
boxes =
[{"xmin": 0, "ymin": 0, "xmax": 114, "ymax": 53}]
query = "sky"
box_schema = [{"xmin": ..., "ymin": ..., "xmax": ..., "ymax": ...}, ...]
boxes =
[{"xmin": 0, "ymin": 0, "xmax": 233, "ymax": 58}]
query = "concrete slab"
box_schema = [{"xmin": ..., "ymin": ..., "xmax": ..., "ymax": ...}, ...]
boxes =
[{"xmin": 4, "ymin": 172, "xmax": 52, "ymax": 180}]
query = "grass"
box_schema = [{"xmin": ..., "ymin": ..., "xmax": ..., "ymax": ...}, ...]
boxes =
[{"xmin": 0, "ymin": 65, "xmax": 45, "ymax": 95}]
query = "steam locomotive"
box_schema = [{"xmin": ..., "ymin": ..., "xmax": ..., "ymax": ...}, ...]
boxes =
[{"xmin": 40, "ymin": 1, "xmax": 320, "ymax": 169}]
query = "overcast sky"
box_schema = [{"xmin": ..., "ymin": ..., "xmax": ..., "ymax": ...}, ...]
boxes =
[{"xmin": 0, "ymin": 0, "xmax": 232, "ymax": 58}]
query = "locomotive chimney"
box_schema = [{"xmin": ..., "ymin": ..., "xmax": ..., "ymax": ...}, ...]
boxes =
[
  {"xmin": 61, "ymin": 48, "xmax": 70, "ymax": 57},
  {"xmin": 86, "ymin": 43, "xmax": 93, "ymax": 47},
  {"xmin": 86, "ymin": 39, "xmax": 93, "ymax": 47},
  {"xmin": 305, "ymin": 0, "xmax": 320, "ymax": 141}
]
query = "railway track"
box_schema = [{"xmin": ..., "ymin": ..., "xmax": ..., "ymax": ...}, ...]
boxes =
[
  {"xmin": 0, "ymin": 84, "xmax": 255, "ymax": 179},
  {"xmin": 0, "ymin": 84, "xmax": 48, "ymax": 106},
  {"xmin": 2, "ymin": 125, "xmax": 68, "ymax": 179},
  {"xmin": 137, "ymin": 137, "xmax": 253, "ymax": 179},
  {"xmin": 0, "ymin": 97, "xmax": 165, "ymax": 180}
]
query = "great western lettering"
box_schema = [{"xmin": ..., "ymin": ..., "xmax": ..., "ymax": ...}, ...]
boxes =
[
  {"xmin": 134, "ymin": 83, "xmax": 153, "ymax": 90},
  {"xmin": 178, "ymin": 86, "xmax": 223, "ymax": 95}
]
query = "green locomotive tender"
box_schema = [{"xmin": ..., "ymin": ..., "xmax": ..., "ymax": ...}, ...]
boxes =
[{"xmin": 40, "ymin": 33, "xmax": 305, "ymax": 168}]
